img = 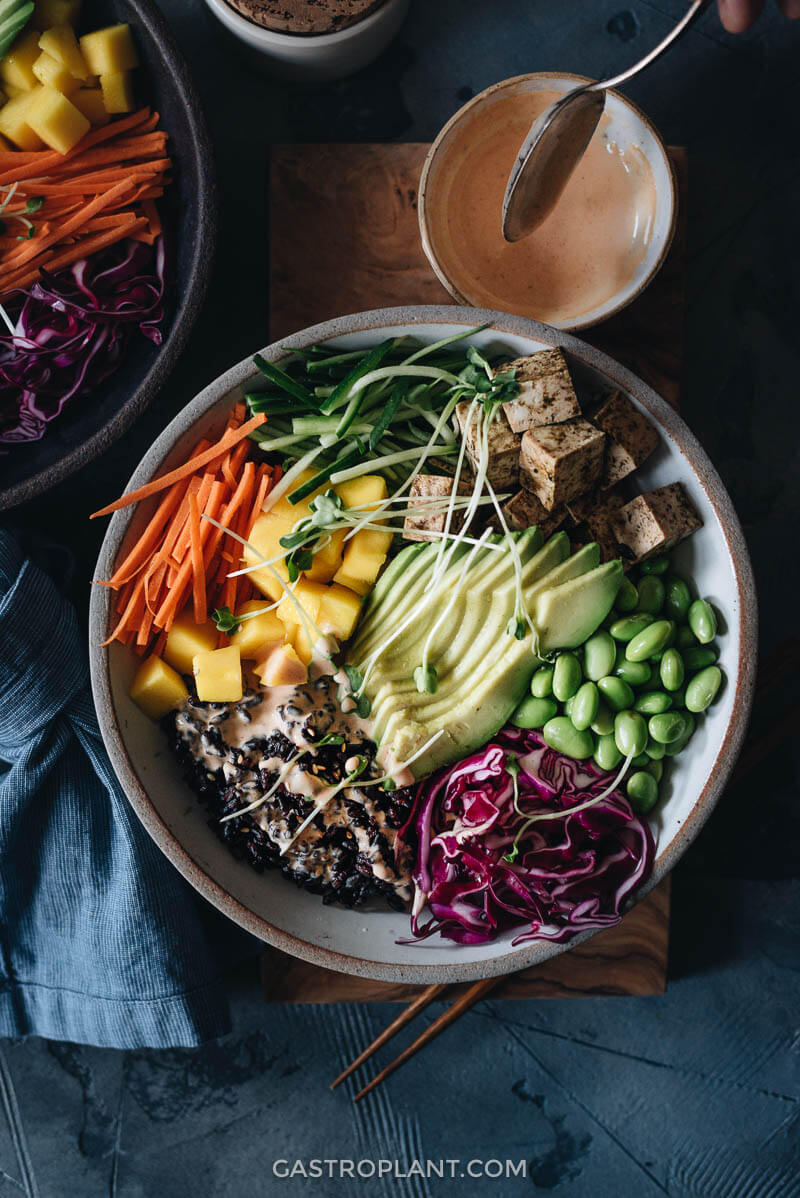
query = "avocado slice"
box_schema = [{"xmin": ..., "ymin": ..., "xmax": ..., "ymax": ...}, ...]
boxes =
[{"xmin": 533, "ymin": 560, "xmax": 623, "ymax": 653}]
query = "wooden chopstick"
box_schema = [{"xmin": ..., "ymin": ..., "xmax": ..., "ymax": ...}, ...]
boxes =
[
  {"xmin": 330, "ymin": 983, "xmax": 448, "ymax": 1089},
  {"xmin": 352, "ymin": 977, "xmax": 502, "ymax": 1102}
]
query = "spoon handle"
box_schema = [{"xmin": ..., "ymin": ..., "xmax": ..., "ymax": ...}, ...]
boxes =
[{"xmin": 592, "ymin": 0, "xmax": 709, "ymax": 93}]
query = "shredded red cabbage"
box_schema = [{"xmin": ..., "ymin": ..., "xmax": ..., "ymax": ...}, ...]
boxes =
[
  {"xmin": 0, "ymin": 236, "xmax": 166, "ymax": 446},
  {"xmin": 402, "ymin": 726, "xmax": 654, "ymax": 946}
]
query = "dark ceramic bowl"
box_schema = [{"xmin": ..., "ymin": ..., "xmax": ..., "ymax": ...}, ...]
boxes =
[{"xmin": 0, "ymin": 0, "xmax": 216, "ymax": 512}]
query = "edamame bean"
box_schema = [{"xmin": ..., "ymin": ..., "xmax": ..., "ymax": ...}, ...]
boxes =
[
  {"xmin": 660, "ymin": 648, "xmax": 685, "ymax": 692},
  {"xmin": 625, "ymin": 620, "xmax": 674, "ymax": 662},
  {"xmin": 688, "ymin": 598, "xmax": 718, "ymax": 644},
  {"xmin": 615, "ymin": 656, "xmax": 652, "ymax": 686},
  {"xmin": 584, "ymin": 630, "xmax": 617, "ymax": 681},
  {"xmin": 615, "ymin": 710, "xmax": 648, "ymax": 757},
  {"xmin": 594, "ymin": 733, "xmax": 623, "ymax": 772},
  {"xmin": 542, "ymin": 717, "xmax": 595, "ymax": 760},
  {"xmin": 553, "ymin": 652, "xmax": 582, "ymax": 702},
  {"xmin": 648, "ymin": 710, "xmax": 689, "ymax": 745},
  {"xmin": 640, "ymin": 556, "xmax": 670, "ymax": 575},
  {"xmin": 670, "ymin": 685, "xmax": 687, "ymax": 710},
  {"xmin": 512, "ymin": 696, "xmax": 558, "ymax": 729},
  {"xmin": 676, "ymin": 625, "xmax": 697, "ymax": 649},
  {"xmin": 682, "ymin": 645, "xmax": 719, "ymax": 672},
  {"xmin": 616, "ymin": 576, "xmax": 639, "ymax": 612},
  {"xmin": 627, "ymin": 771, "xmax": 659, "ymax": 813},
  {"xmin": 637, "ymin": 575, "xmax": 665, "ymax": 615},
  {"xmin": 645, "ymin": 737, "xmax": 666, "ymax": 760},
  {"xmin": 597, "ymin": 675, "xmax": 635, "ymax": 712},
  {"xmin": 632, "ymin": 752, "xmax": 650, "ymax": 768},
  {"xmin": 664, "ymin": 575, "xmax": 692, "ymax": 622},
  {"xmin": 634, "ymin": 691, "xmax": 673, "ymax": 715},
  {"xmin": 610, "ymin": 614, "xmax": 653, "ymax": 642},
  {"xmin": 664, "ymin": 713, "xmax": 696, "ymax": 756},
  {"xmin": 591, "ymin": 700, "xmax": 615, "ymax": 736},
  {"xmin": 685, "ymin": 666, "xmax": 722, "ymax": 713},
  {"xmin": 531, "ymin": 666, "xmax": 554, "ymax": 698},
  {"xmin": 571, "ymin": 681, "xmax": 600, "ymax": 731},
  {"xmin": 646, "ymin": 759, "xmax": 663, "ymax": 782}
]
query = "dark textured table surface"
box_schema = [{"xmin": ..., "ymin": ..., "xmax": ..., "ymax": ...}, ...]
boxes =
[{"xmin": 3, "ymin": 1, "xmax": 800, "ymax": 1194}]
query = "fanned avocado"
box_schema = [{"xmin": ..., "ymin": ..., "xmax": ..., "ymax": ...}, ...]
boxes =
[
  {"xmin": 0, "ymin": 0, "xmax": 34, "ymax": 58},
  {"xmin": 346, "ymin": 526, "xmax": 622, "ymax": 778}
]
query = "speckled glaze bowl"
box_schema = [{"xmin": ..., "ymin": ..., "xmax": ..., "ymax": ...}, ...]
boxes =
[
  {"xmin": 419, "ymin": 73, "xmax": 677, "ymax": 333},
  {"xmin": 89, "ymin": 307, "xmax": 757, "ymax": 985},
  {"xmin": 0, "ymin": 0, "xmax": 216, "ymax": 512}
]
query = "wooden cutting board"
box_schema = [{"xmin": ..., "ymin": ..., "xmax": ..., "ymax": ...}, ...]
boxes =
[{"xmin": 262, "ymin": 143, "xmax": 687, "ymax": 1001}]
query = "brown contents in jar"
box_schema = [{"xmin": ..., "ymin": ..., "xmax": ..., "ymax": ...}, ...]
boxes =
[{"xmin": 224, "ymin": 0, "xmax": 385, "ymax": 34}]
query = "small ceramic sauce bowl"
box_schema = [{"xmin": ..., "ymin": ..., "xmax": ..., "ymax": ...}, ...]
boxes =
[
  {"xmin": 202, "ymin": 0, "xmax": 410, "ymax": 81},
  {"xmin": 419, "ymin": 73, "xmax": 677, "ymax": 332}
]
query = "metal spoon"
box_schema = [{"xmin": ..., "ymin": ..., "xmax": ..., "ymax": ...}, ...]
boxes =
[{"xmin": 502, "ymin": 0, "xmax": 707, "ymax": 242}]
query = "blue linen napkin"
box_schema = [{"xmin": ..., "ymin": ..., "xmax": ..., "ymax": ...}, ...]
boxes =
[{"xmin": 0, "ymin": 527, "xmax": 254, "ymax": 1049}]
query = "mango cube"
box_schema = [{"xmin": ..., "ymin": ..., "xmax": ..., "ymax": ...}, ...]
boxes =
[
  {"xmin": 164, "ymin": 609, "xmax": 218, "ymax": 676},
  {"xmin": 25, "ymin": 85, "xmax": 89, "ymax": 152},
  {"xmin": 281, "ymin": 622, "xmax": 313, "ymax": 665},
  {"xmin": 229, "ymin": 601, "xmax": 285, "ymax": 660},
  {"xmin": 335, "ymin": 474, "xmax": 388, "ymax": 510},
  {"xmin": 256, "ymin": 644, "xmax": 307, "ymax": 688},
  {"xmin": 0, "ymin": 132, "xmax": 10, "ymax": 150},
  {"xmin": 99, "ymin": 68, "xmax": 133, "ymax": 113},
  {"xmin": 79, "ymin": 24, "xmax": 138, "ymax": 75},
  {"xmin": 0, "ymin": 30, "xmax": 43, "ymax": 91},
  {"xmin": 244, "ymin": 509, "xmax": 297, "ymax": 600},
  {"xmin": 0, "ymin": 92, "xmax": 44, "ymax": 149},
  {"xmin": 192, "ymin": 645, "xmax": 243, "ymax": 703},
  {"xmin": 130, "ymin": 656, "xmax": 188, "ymax": 720},
  {"xmin": 317, "ymin": 583, "xmax": 362, "ymax": 641},
  {"xmin": 333, "ymin": 528, "xmax": 393, "ymax": 596},
  {"xmin": 69, "ymin": 86, "xmax": 107, "ymax": 125},
  {"xmin": 276, "ymin": 578, "xmax": 328, "ymax": 630},
  {"xmin": 33, "ymin": 51, "xmax": 80, "ymax": 94},
  {"xmin": 303, "ymin": 527, "xmax": 346, "ymax": 583},
  {"xmin": 38, "ymin": 25, "xmax": 89, "ymax": 80},
  {"xmin": 33, "ymin": 0, "xmax": 81, "ymax": 30}
]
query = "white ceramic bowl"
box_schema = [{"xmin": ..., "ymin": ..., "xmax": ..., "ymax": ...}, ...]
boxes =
[
  {"xmin": 89, "ymin": 307, "xmax": 756, "ymax": 985},
  {"xmin": 202, "ymin": 0, "xmax": 410, "ymax": 82},
  {"xmin": 419, "ymin": 74, "xmax": 677, "ymax": 332}
]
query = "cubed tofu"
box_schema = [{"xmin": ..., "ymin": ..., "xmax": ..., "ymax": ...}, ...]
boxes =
[
  {"xmin": 611, "ymin": 483, "xmax": 702, "ymax": 563},
  {"xmin": 256, "ymin": 643, "xmax": 307, "ymax": 688},
  {"xmin": 229, "ymin": 600, "xmax": 285, "ymax": 660},
  {"xmin": 164, "ymin": 609, "xmax": 219, "ymax": 676},
  {"xmin": 334, "ymin": 527, "xmax": 392, "ymax": 596},
  {"xmin": 501, "ymin": 489, "xmax": 567, "ymax": 538},
  {"xmin": 98, "ymin": 68, "xmax": 134, "ymax": 113},
  {"xmin": 593, "ymin": 390, "xmax": 660, "ymax": 489},
  {"xmin": 32, "ymin": 0, "xmax": 81, "ymax": 29},
  {"xmin": 499, "ymin": 349, "xmax": 581, "ymax": 432},
  {"xmin": 130, "ymin": 655, "xmax": 188, "ymax": 720},
  {"xmin": 275, "ymin": 578, "xmax": 328, "ymax": 628},
  {"xmin": 69, "ymin": 85, "xmax": 107, "ymax": 124},
  {"xmin": 79, "ymin": 24, "xmax": 138, "ymax": 75},
  {"xmin": 567, "ymin": 491, "xmax": 624, "ymax": 563},
  {"xmin": 25, "ymin": 85, "xmax": 89, "ymax": 152},
  {"xmin": 520, "ymin": 418, "xmax": 605, "ymax": 510},
  {"xmin": 38, "ymin": 25, "xmax": 89, "ymax": 80},
  {"xmin": 456, "ymin": 402, "xmax": 520, "ymax": 491},
  {"xmin": 32, "ymin": 51, "xmax": 80, "ymax": 94},
  {"xmin": 403, "ymin": 474, "xmax": 472, "ymax": 542},
  {"xmin": 317, "ymin": 583, "xmax": 362, "ymax": 641},
  {"xmin": 0, "ymin": 30, "xmax": 42, "ymax": 90},
  {"xmin": 192, "ymin": 645, "xmax": 243, "ymax": 703},
  {"xmin": 0, "ymin": 92, "xmax": 45, "ymax": 149}
]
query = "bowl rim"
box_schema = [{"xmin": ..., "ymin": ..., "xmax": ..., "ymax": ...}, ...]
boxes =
[
  {"xmin": 203, "ymin": 0, "xmax": 405, "ymax": 47},
  {"xmin": 417, "ymin": 72, "xmax": 678, "ymax": 334},
  {"xmin": 89, "ymin": 304, "xmax": 757, "ymax": 985},
  {"xmin": 0, "ymin": 0, "xmax": 217, "ymax": 513}
]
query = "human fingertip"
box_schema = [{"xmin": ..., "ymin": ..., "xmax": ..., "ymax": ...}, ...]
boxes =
[{"xmin": 717, "ymin": 0, "xmax": 762, "ymax": 31}]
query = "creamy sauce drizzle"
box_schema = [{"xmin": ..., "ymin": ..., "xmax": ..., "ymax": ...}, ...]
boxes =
[{"xmin": 428, "ymin": 89, "xmax": 658, "ymax": 324}]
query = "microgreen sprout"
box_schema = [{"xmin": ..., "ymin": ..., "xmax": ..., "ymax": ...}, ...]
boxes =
[{"xmin": 211, "ymin": 606, "xmax": 240, "ymax": 633}]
